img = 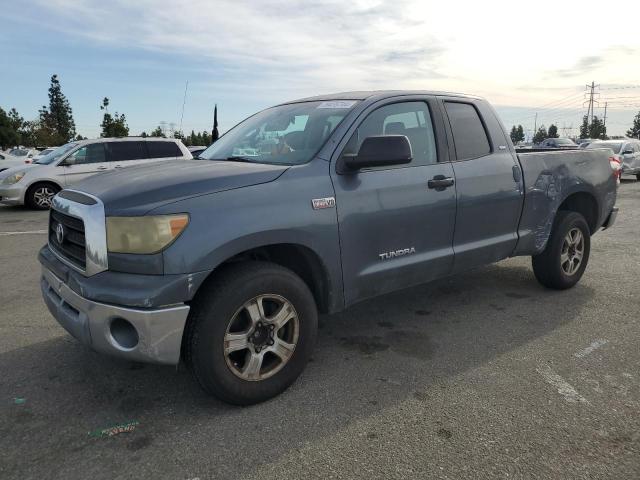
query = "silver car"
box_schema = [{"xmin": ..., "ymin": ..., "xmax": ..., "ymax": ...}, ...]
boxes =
[
  {"xmin": 586, "ymin": 139, "xmax": 640, "ymax": 180},
  {"xmin": 0, "ymin": 137, "xmax": 192, "ymax": 209}
]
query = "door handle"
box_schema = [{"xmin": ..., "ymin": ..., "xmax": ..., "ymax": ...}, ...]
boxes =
[
  {"xmin": 114, "ymin": 165, "xmax": 123, "ymax": 169},
  {"xmin": 427, "ymin": 175, "xmax": 455, "ymax": 190},
  {"xmin": 96, "ymin": 166, "xmax": 108, "ymax": 170}
]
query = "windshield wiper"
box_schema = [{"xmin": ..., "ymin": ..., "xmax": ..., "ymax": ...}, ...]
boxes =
[{"xmin": 223, "ymin": 156, "xmax": 257, "ymax": 163}]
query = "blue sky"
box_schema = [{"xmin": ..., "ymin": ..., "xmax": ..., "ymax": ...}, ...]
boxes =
[{"xmin": 2, "ymin": 0, "xmax": 640, "ymax": 140}]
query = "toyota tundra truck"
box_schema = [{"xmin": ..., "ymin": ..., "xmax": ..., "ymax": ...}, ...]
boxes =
[{"xmin": 38, "ymin": 91, "xmax": 619, "ymax": 405}]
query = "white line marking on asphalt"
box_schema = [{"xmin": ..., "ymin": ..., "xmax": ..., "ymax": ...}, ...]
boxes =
[
  {"xmin": 536, "ymin": 365, "xmax": 590, "ymax": 404},
  {"xmin": 574, "ymin": 339, "xmax": 608, "ymax": 359},
  {"xmin": 0, "ymin": 230, "xmax": 47, "ymax": 236}
]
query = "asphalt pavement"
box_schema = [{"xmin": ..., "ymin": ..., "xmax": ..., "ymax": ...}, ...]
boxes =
[{"xmin": 1, "ymin": 180, "xmax": 639, "ymax": 480}]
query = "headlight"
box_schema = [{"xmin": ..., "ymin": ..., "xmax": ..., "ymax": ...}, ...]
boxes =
[
  {"xmin": 1, "ymin": 172, "xmax": 26, "ymax": 185},
  {"xmin": 106, "ymin": 214, "xmax": 189, "ymax": 254}
]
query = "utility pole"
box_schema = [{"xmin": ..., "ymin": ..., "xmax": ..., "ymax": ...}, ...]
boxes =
[
  {"xmin": 602, "ymin": 102, "xmax": 608, "ymax": 130},
  {"xmin": 584, "ymin": 81, "xmax": 600, "ymax": 126},
  {"xmin": 533, "ymin": 113, "xmax": 537, "ymax": 143},
  {"xmin": 179, "ymin": 80, "xmax": 189, "ymax": 139}
]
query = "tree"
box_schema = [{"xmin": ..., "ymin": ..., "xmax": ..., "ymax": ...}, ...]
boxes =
[
  {"xmin": 548, "ymin": 124, "xmax": 559, "ymax": 138},
  {"xmin": 75, "ymin": 134, "xmax": 87, "ymax": 141},
  {"xmin": 150, "ymin": 126, "xmax": 165, "ymax": 137},
  {"xmin": 39, "ymin": 75, "xmax": 76, "ymax": 145},
  {"xmin": 579, "ymin": 116, "xmax": 589, "ymax": 139},
  {"xmin": 627, "ymin": 111, "xmax": 640, "ymax": 139},
  {"xmin": 0, "ymin": 107, "xmax": 20, "ymax": 149},
  {"xmin": 140, "ymin": 131, "xmax": 148, "ymax": 138},
  {"xmin": 100, "ymin": 97, "xmax": 129, "ymax": 137},
  {"xmin": 533, "ymin": 125, "xmax": 548, "ymax": 144},
  {"xmin": 588, "ymin": 116, "xmax": 607, "ymax": 140},
  {"xmin": 510, "ymin": 125, "xmax": 518, "ymax": 144},
  {"xmin": 516, "ymin": 125, "xmax": 525, "ymax": 143}
]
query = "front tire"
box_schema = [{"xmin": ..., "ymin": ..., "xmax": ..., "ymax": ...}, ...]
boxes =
[
  {"xmin": 185, "ymin": 261, "xmax": 318, "ymax": 405},
  {"xmin": 25, "ymin": 182, "xmax": 60, "ymax": 210},
  {"xmin": 532, "ymin": 211, "xmax": 591, "ymax": 290}
]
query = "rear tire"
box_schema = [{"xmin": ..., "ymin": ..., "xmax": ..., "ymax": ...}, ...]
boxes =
[
  {"xmin": 636, "ymin": 174, "xmax": 640, "ymax": 181},
  {"xmin": 185, "ymin": 261, "xmax": 318, "ymax": 405},
  {"xmin": 25, "ymin": 182, "xmax": 60, "ymax": 210},
  {"xmin": 532, "ymin": 211, "xmax": 591, "ymax": 290}
]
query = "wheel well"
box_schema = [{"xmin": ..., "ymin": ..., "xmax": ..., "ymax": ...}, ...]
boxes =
[
  {"xmin": 214, "ymin": 244, "xmax": 331, "ymax": 314},
  {"xmin": 557, "ymin": 192, "xmax": 599, "ymax": 234},
  {"xmin": 26, "ymin": 180, "xmax": 62, "ymax": 195}
]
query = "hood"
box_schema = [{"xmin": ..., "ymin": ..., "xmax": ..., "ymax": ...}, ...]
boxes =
[
  {"xmin": 72, "ymin": 159, "xmax": 289, "ymax": 215},
  {"xmin": 0, "ymin": 163, "xmax": 41, "ymax": 176}
]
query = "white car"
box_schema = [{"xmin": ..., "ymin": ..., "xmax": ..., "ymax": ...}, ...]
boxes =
[
  {"xmin": 32, "ymin": 147, "xmax": 57, "ymax": 162},
  {"xmin": 0, "ymin": 150, "xmax": 32, "ymax": 172},
  {"xmin": 0, "ymin": 137, "xmax": 192, "ymax": 209},
  {"xmin": 586, "ymin": 139, "xmax": 640, "ymax": 180},
  {"xmin": 7, "ymin": 148, "xmax": 41, "ymax": 162}
]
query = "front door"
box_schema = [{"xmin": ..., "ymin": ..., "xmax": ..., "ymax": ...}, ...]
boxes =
[
  {"xmin": 62, "ymin": 143, "xmax": 110, "ymax": 186},
  {"xmin": 331, "ymin": 99, "xmax": 457, "ymax": 305}
]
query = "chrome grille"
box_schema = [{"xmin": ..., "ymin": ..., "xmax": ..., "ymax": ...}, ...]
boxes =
[{"xmin": 49, "ymin": 210, "xmax": 87, "ymax": 269}]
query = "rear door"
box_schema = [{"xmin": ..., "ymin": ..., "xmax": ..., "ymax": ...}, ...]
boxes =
[
  {"xmin": 105, "ymin": 141, "xmax": 148, "ymax": 170},
  {"xmin": 331, "ymin": 97, "xmax": 457, "ymax": 305},
  {"xmin": 440, "ymin": 98, "xmax": 524, "ymax": 273},
  {"xmin": 61, "ymin": 143, "xmax": 110, "ymax": 186}
]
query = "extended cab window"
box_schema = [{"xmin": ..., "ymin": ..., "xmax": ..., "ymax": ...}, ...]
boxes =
[
  {"xmin": 68, "ymin": 144, "xmax": 106, "ymax": 165},
  {"xmin": 343, "ymin": 101, "xmax": 437, "ymax": 167},
  {"xmin": 147, "ymin": 141, "xmax": 181, "ymax": 158},
  {"xmin": 444, "ymin": 102, "xmax": 491, "ymax": 160},
  {"xmin": 107, "ymin": 141, "xmax": 148, "ymax": 162}
]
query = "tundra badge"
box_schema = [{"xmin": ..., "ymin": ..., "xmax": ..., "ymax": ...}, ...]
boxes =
[{"xmin": 379, "ymin": 247, "xmax": 416, "ymax": 260}]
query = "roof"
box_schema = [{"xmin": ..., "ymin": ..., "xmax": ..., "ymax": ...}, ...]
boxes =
[
  {"xmin": 279, "ymin": 90, "xmax": 481, "ymax": 105},
  {"xmin": 75, "ymin": 136, "xmax": 180, "ymax": 145}
]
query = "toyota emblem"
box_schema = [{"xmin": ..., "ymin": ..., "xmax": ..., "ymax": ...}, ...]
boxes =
[{"xmin": 55, "ymin": 223, "xmax": 65, "ymax": 244}]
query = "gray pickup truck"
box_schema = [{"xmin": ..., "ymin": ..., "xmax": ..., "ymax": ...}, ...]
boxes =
[{"xmin": 39, "ymin": 91, "xmax": 619, "ymax": 405}]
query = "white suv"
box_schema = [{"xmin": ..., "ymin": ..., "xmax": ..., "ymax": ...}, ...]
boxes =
[{"xmin": 0, "ymin": 137, "xmax": 192, "ymax": 209}]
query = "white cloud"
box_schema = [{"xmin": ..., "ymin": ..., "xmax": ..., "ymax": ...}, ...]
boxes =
[{"xmin": 11, "ymin": 0, "xmax": 640, "ymax": 135}]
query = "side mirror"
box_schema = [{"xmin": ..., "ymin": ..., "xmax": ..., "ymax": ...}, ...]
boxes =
[
  {"xmin": 342, "ymin": 135, "xmax": 412, "ymax": 172},
  {"xmin": 61, "ymin": 157, "xmax": 75, "ymax": 166}
]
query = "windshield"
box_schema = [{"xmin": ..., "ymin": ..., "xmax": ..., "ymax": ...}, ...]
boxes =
[
  {"xmin": 34, "ymin": 142, "xmax": 78, "ymax": 165},
  {"xmin": 199, "ymin": 100, "xmax": 359, "ymax": 165},
  {"xmin": 10, "ymin": 149, "xmax": 28, "ymax": 156},
  {"xmin": 555, "ymin": 138, "xmax": 576, "ymax": 145},
  {"xmin": 587, "ymin": 142, "xmax": 622, "ymax": 153}
]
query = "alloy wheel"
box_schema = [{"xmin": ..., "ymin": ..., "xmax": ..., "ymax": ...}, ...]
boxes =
[{"xmin": 223, "ymin": 294, "xmax": 299, "ymax": 381}]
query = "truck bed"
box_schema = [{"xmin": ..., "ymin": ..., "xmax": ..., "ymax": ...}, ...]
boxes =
[{"xmin": 513, "ymin": 148, "xmax": 617, "ymax": 256}]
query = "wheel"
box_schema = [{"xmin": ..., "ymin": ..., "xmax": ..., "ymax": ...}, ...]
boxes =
[
  {"xmin": 636, "ymin": 174, "xmax": 640, "ymax": 181},
  {"xmin": 185, "ymin": 261, "xmax": 318, "ymax": 405},
  {"xmin": 532, "ymin": 211, "xmax": 591, "ymax": 290},
  {"xmin": 26, "ymin": 182, "xmax": 60, "ymax": 210}
]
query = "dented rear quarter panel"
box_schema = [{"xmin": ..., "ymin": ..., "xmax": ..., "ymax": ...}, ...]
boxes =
[{"xmin": 513, "ymin": 148, "xmax": 617, "ymax": 256}]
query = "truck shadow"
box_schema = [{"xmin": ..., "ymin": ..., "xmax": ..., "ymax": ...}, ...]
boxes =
[{"xmin": 0, "ymin": 258, "xmax": 594, "ymax": 478}]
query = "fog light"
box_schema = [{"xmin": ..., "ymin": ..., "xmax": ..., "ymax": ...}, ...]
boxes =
[{"xmin": 110, "ymin": 318, "xmax": 139, "ymax": 349}]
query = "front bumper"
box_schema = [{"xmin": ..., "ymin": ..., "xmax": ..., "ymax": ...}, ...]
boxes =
[
  {"xmin": 41, "ymin": 266, "xmax": 190, "ymax": 365},
  {"xmin": 0, "ymin": 183, "xmax": 26, "ymax": 205}
]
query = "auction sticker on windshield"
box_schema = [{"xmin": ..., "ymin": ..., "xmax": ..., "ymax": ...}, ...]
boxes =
[{"xmin": 317, "ymin": 100, "xmax": 358, "ymax": 109}]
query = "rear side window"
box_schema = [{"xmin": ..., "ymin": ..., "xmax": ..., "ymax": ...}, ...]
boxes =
[
  {"xmin": 444, "ymin": 102, "xmax": 491, "ymax": 160},
  {"xmin": 106, "ymin": 141, "xmax": 147, "ymax": 162},
  {"xmin": 147, "ymin": 141, "xmax": 181, "ymax": 158},
  {"xmin": 69, "ymin": 143, "xmax": 106, "ymax": 165}
]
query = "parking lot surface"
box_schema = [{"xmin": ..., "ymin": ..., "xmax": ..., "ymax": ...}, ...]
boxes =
[{"xmin": 1, "ymin": 181, "xmax": 639, "ymax": 480}]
